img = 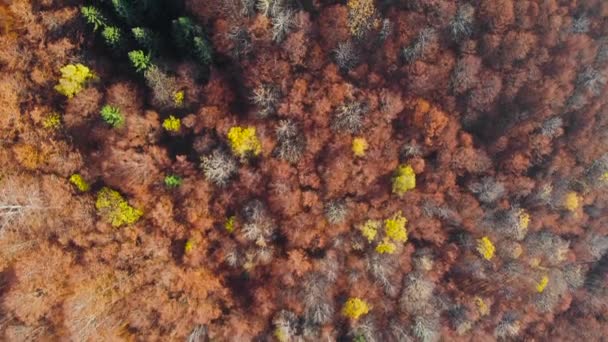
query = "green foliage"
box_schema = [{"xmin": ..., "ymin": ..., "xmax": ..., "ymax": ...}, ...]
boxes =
[
  {"xmin": 128, "ymin": 50, "xmax": 152, "ymax": 72},
  {"xmin": 132, "ymin": 27, "xmax": 160, "ymax": 54},
  {"xmin": 172, "ymin": 17, "xmax": 213, "ymax": 65},
  {"xmin": 102, "ymin": 26, "xmax": 123, "ymax": 49},
  {"xmin": 193, "ymin": 36, "xmax": 213, "ymax": 64},
  {"xmin": 111, "ymin": 0, "xmax": 140, "ymax": 26},
  {"xmin": 81, "ymin": 6, "xmax": 107, "ymax": 32},
  {"xmin": 164, "ymin": 174, "xmax": 182, "ymax": 188},
  {"xmin": 54, "ymin": 64, "xmax": 96, "ymax": 98},
  {"xmin": 172, "ymin": 17, "xmax": 201, "ymax": 48},
  {"xmin": 100, "ymin": 105, "xmax": 124, "ymax": 128},
  {"xmin": 95, "ymin": 187, "xmax": 143, "ymax": 227}
]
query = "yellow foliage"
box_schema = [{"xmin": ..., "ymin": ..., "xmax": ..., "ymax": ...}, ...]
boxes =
[
  {"xmin": 347, "ymin": 0, "xmax": 378, "ymax": 38},
  {"xmin": 564, "ymin": 192, "xmax": 581, "ymax": 211},
  {"xmin": 69, "ymin": 174, "xmax": 90, "ymax": 192},
  {"xmin": 415, "ymin": 98, "xmax": 431, "ymax": 114},
  {"xmin": 600, "ymin": 171, "xmax": 608, "ymax": 183},
  {"xmin": 184, "ymin": 240, "xmax": 194, "ymax": 254},
  {"xmin": 227, "ymin": 126, "xmax": 262, "ymax": 158},
  {"xmin": 375, "ymin": 239, "xmax": 396, "ymax": 254},
  {"xmin": 42, "ymin": 112, "xmax": 62, "ymax": 130},
  {"xmin": 392, "ymin": 164, "xmax": 416, "ymax": 195},
  {"xmin": 476, "ymin": 236, "xmax": 495, "ymax": 260},
  {"xmin": 359, "ymin": 219, "xmax": 379, "ymax": 242},
  {"xmin": 273, "ymin": 327, "xmax": 288, "ymax": 342},
  {"xmin": 536, "ymin": 275, "xmax": 549, "ymax": 293},
  {"xmin": 225, "ymin": 216, "xmax": 236, "ymax": 233},
  {"xmin": 54, "ymin": 63, "xmax": 95, "ymax": 98},
  {"xmin": 95, "ymin": 187, "xmax": 143, "ymax": 227},
  {"xmin": 518, "ymin": 209, "xmax": 530, "ymax": 230},
  {"xmin": 384, "ymin": 211, "xmax": 408, "ymax": 243},
  {"xmin": 342, "ymin": 297, "xmax": 369, "ymax": 319},
  {"xmin": 173, "ymin": 90, "xmax": 184, "ymax": 106},
  {"xmin": 162, "ymin": 115, "xmax": 181, "ymax": 132},
  {"xmin": 474, "ymin": 297, "xmax": 489, "ymax": 316},
  {"xmin": 352, "ymin": 137, "xmax": 368, "ymax": 157}
]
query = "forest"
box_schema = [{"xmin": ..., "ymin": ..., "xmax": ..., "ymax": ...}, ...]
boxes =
[{"xmin": 0, "ymin": 0, "xmax": 607, "ymax": 341}]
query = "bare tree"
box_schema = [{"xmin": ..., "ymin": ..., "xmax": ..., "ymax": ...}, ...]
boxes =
[{"xmin": 0, "ymin": 175, "xmax": 46, "ymax": 233}]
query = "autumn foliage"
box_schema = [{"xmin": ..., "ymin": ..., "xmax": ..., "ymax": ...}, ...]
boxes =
[{"xmin": 1, "ymin": 0, "xmax": 608, "ymax": 341}]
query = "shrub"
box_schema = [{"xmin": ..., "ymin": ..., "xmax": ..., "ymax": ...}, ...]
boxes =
[
  {"xmin": 201, "ymin": 149, "xmax": 238, "ymax": 186},
  {"xmin": 81, "ymin": 6, "xmax": 107, "ymax": 32},
  {"xmin": 55, "ymin": 64, "xmax": 96, "ymax": 98},
  {"xmin": 162, "ymin": 115, "xmax": 181, "ymax": 132},
  {"xmin": 384, "ymin": 211, "xmax": 408, "ymax": 243},
  {"xmin": 352, "ymin": 137, "xmax": 368, "ymax": 157},
  {"xmin": 476, "ymin": 237, "xmax": 495, "ymax": 260},
  {"xmin": 227, "ymin": 126, "xmax": 262, "ymax": 158},
  {"xmin": 331, "ymin": 101, "xmax": 368, "ymax": 133},
  {"xmin": 102, "ymin": 26, "xmax": 123, "ymax": 49},
  {"xmin": 342, "ymin": 297, "xmax": 369, "ymax": 320},
  {"xmin": 95, "ymin": 187, "xmax": 142, "ymax": 227},
  {"xmin": 128, "ymin": 50, "xmax": 152, "ymax": 73},
  {"xmin": 392, "ymin": 164, "xmax": 416, "ymax": 195},
  {"xmin": 100, "ymin": 105, "xmax": 124, "ymax": 128},
  {"xmin": 69, "ymin": 174, "xmax": 90, "ymax": 192},
  {"xmin": 42, "ymin": 112, "xmax": 62, "ymax": 130},
  {"xmin": 164, "ymin": 175, "xmax": 182, "ymax": 188}
]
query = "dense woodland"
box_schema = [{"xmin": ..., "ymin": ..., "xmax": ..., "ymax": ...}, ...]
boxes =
[{"xmin": 0, "ymin": 0, "xmax": 607, "ymax": 341}]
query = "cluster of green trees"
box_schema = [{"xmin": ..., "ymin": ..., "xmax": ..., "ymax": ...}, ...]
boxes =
[{"xmin": 81, "ymin": 1, "xmax": 213, "ymax": 73}]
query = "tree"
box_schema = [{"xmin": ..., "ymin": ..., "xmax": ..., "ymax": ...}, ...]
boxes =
[
  {"xmin": 81, "ymin": 6, "xmax": 107, "ymax": 32},
  {"xmin": 54, "ymin": 64, "xmax": 96, "ymax": 98},
  {"xmin": 100, "ymin": 105, "xmax": 124, "ymax": 128},
  {"xmin": 128, "ymin": 50, "xmax": 152, "ymax": 73},
  {"xmin": 0, "ymin": 175, "xmax": 45, "ymax": 232}
]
